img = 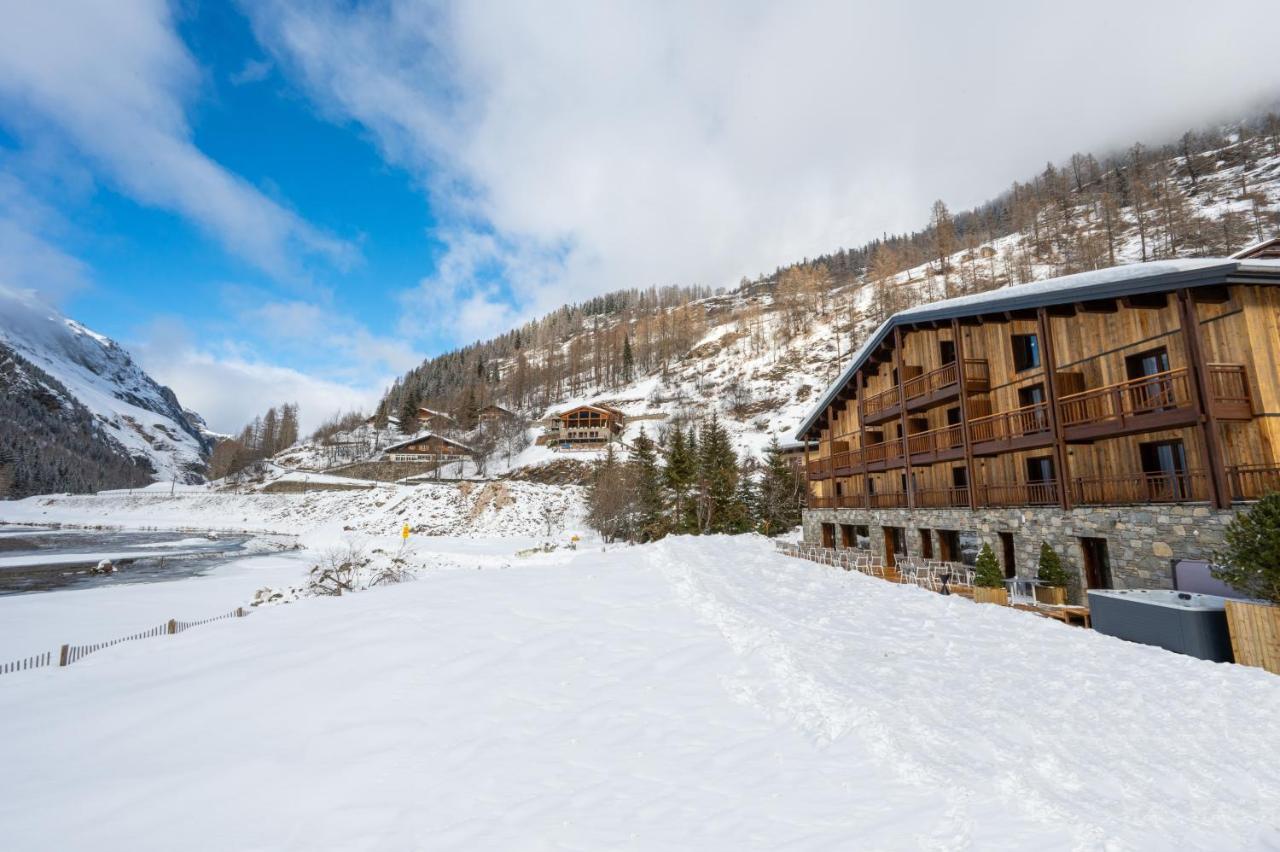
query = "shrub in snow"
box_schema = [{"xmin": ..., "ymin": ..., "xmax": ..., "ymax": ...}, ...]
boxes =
[
  {"xmin": 1036, "ymin": 542, "xmax": 1069, "ymax": 588},
  {"xmin": 973, "ymin": 544, "xmax": 1003, "ymax": 589},
  {"xmin": 1213, "ymin": 493, "xmax": 1280, "ymax": 604},
  {"xmin": 308, "ymin": 543, "xmax": 371, "ymax": 596}
]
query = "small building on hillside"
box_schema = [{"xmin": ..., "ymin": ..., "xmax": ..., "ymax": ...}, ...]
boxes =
[
  {"xmin": 416, "ymin": 406, "xmax": 456, "ymax": 432},
  {"xmin": 478, "ymin": 404, "xmax": 519, "ymax": 424},
  {"xmin": 383, "ymin": 433, "xmax": 472, "ymax": 463},
  {"xmin": 543, "ymin": 404, "xmax": 626, "ymax": 448}
]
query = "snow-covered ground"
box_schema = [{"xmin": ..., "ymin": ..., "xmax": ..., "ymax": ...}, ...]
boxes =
[
  {"xmin": 0, "ymin": 480, "xmax": 586, "ymax": 540},
  {"xmin": 2, "ymin": 534, "xmax": 1277, "ymax": 850}
]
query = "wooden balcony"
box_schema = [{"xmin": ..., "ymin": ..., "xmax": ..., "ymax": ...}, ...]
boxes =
[
  {"xmin": 832, "ymin": 449, "xmax": 863, "ymax": 475},
  {"xmin": 1207, "ymin": 364, "xmax": 1254, "ymax": 420},
  {"xmin": 968, "ymin": 402, "xmax": 1052, "ymax": 455},
  {"xmin": 976, "ymin": 481, "xmax": 1060, "ymax": 507},
  {"xmin": 806, "ymin": 457, "xmax": 833, "ymax": 480},
  {"xmin": 1058, "ymin": 368, "xmax": 1196, "ymax": 440},
  {"xmin": 808, "ymin": 495, "xmax": 835, "ymax": 509},
  {"xmin": 914, "ymin": 486, "xmax": 970, "ymax": 508},
  {"xmin": 1227, "ymin": 465, "xmax": 1280, "ymax": 501},
  {"xmin": 1072, "ymin": 470, "xmax": 1209, "ymax": 505},
  {"xmin": 902, "ymin": 359, "xmax": 991, "ymax": 409},
  {"xmin": 869, "ymin": 490, "xmax": 908, "ymax": 508},
  {"xmin": 906, "ymin": 423, "xmax": 965, "ymax": 464},
  {"xmin": 864, "ymin": 437, "xmax": 904, "ymax": 470},
  {"xmin": 861, "ymin": 386, "xmax": 902, "ymax": 425}
]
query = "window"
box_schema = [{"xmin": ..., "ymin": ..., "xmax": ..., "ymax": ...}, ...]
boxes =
[
  {"xmin": 1011, "ymin": 334, "xmax": 1041, "ymax": 372},
  {"xmin": 1125, "ymin": 347, "xmax": 1175, "ymax": 412},
  {"xmin": 919, "ymin": 529, "xmax": 934, "ymax": 559},
  {"xmin": 854, "ymin": 525, "xmax": 871, "ymax": 549},
  {"xmin": 1139, "ymin": 439, "xmax": 1190, "ymax": 501},
  {"xmin": 952, "ymin": 466, "xmax": 968, "ymax": 488},
  {"xmin": 939, "ymin": 340, "xmax": 956, "ymax": 365},
  {"xmin": 946, "ymin": 406, "xmax": 962, "ymax": 426},
  {"xmin": 1025, "ymin": 456, "xmax": 1054, "ymax": 483},
  {"xmin": 1017, "ymin": 383, "xmax": 1049, "ymax": 432},
  {"xmin": 840, "ymin": 524, "xmax": 856, "ymax": 548}
]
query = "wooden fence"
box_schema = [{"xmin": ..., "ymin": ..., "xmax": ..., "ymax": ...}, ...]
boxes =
[{"xmin": 0, "ymin": 607, "xmax": 246, "ymax": 677}]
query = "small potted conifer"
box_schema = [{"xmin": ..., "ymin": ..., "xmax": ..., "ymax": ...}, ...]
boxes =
[
  {"xmin": 1213, "ymin": 493, "xmax": 1280, "ymax": 675},
  {"xmin": 973, "ymin": 543, "xmax": 1008, "ymax": 605},
  {"xmin": 1034, "ymin": 542, "xmax": 1069, "ymax": 606}
]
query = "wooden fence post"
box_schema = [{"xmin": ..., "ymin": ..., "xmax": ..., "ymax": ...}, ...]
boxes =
[
  {"xmin": 58, "ymin": 644, "xmax": 69, "ymax": 667},
  {"xmin": 167, "ymin": 619, "xmax": 177, "ymax": 635},
  {"xmin": 236, "ymin": 607, "xmax": 244, "ymax": 618}
]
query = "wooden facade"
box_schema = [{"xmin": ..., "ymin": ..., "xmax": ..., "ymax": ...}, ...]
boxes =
[
  {"xmin": 546, "ymin": 404, "xmax": 626, "ymax": 446},
  {"xmin": 799, "ymin": 260, "xmax": 1280, "ymax": 512},
  {"xmin": 383, "ymin": 433, "xmax": 472, "ymax": 463}
]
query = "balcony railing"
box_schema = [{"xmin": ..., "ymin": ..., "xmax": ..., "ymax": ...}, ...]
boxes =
[
  {"xmin": 864, "ymin": 437, "xmax": 904, "ymax": 465},
  {"xmin": 862, "ymin": 386, "xmax": 899, "ymax": 420},
  {"xmin": 869, "ymin": 491, "xmax": 909, "ymax": 508},
  {"xmin": 1072, "ymin": 470, "xmax": 1209, "ymax": 505},
  {"xmin": 968, "ymin": 401, "xmax": 1051, "ymax": 446},
  {"xmin": 902, "ymin": 359, "xmax": 990, "ymax": 401},
  {"xmin": 906, "ymin": 424, "xmax": 965, "ymax": 457},
  {"xmin": 806, "ymin": 457, "xmax": 833, "ymax": 479},
  {"xmin": 1208, "ymin": 364, "xmax": 1253, "ymax": 420},
  {"xmin": 1058, "ymin": 368, "xmax": 1192, "ymax": 429},
  {"xmin": 977, "ymin": 481, "xmax": 1060, "ymax": 507},
  {"xmin": 914, "ymin": 486, "xmax": 970, "ymax": 508},
  {"xmin": 1228, "ymin": 465, "xmax": 1280, "ymax": 501}
]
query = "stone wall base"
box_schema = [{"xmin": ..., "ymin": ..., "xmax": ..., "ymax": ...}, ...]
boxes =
[{"xmin": 802, "ymin": 504, "xmax": 1235, "ymax": 603}]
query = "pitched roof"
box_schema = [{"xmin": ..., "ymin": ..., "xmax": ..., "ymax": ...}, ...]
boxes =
[
  {"xmin": 557, "ymin": 403, "xmax": 623, "ymax": 418},
  {"xmin": 383, "ymin": 432, "xmax": 473, "ymax": 453},
  {"xmin": 797, "ymin": 258, "xmax": 1280, "ymax": 440}
]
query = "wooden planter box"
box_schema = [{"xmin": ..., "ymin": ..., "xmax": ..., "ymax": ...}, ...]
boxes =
[
  {"xmin": 1225, "ymin": 600, "xmax": 1280, "ymax": 675},
  {"xmin": 974, "ymin": 586, "xmax": 1009, "ymax": 605},
  {"xmin": 1034, "ymin": 585, "xmax": 1067, "ymax": 606}
]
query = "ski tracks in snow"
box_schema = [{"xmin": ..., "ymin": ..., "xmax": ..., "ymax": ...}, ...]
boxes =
[{"xmin": 648, "ymin": 536, "xmax": 1280, "ymax": 851}]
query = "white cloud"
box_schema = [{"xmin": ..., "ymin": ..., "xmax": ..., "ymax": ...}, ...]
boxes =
[
  {"xmin": 0, "ymin": 0, "xmax": 355, "ymax": 282},
  {"xmin": 230, "ymin": 58, "xmax": 273, "ymax": 86},
  {"xmin": 247, "ymin": 0, "xmax": 1280, "ymax": 341},
  {"xmin": 132, "ymin": 317, "xmax": 388, "ymax": 435},
  {"xmin": 0, "ymin": 175, "xmax": 91, "ymax": 303}
]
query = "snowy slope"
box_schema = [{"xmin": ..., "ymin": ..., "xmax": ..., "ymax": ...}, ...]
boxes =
[
  {"xmin": 0, "ymin": 285, "xmax": 211, "ymax": 484},
  {"xmin": 1, "ymin": 535, "xmax": 1276, "ymax": 849}
]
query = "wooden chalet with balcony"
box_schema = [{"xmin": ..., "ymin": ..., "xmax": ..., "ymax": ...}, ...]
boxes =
[
  {"xmin": 796, "ymin": 256, "xmax": 1280, "ymax": 593},
  {"xmin": 542, "ymin": 404, "xmax": 626, "ymax": 448},
  {"xmin": 383, "ymin": 433, "xmax": 472, "ymax": 463}
]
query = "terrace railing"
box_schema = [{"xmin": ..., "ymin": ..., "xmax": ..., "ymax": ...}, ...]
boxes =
[
  {"xmin": 906, "ymin": 423, "xmax": 966, "ymax": 457},
  {"xmin": 1207, "ymin": 364, "xmax": 1253, "ymax": 419},
  {"xmin": 869, "ymin": 490, "xmax": 909, "ymax": 508},
  {"xmin": 1058, "ymin": 368, "xmax": 1192, "ymax": 429},
  {"xmin": 1072, "ymin": 470, "xmax": 1209, "ymax": 505},
  {"xmin": 967, "ymin": 401, "xmax": 1051, "ymax": 446},
  {"xmin": 913, "ymin": 486, "xmax": 970, "ymax": 508},
  {"xmin": 1227, "ymin": 465, "xmax": 1280, "ymax": 501},
  {"xmin": 977, "ymin": 480, "xmax": 1060, "ymax": 507}
]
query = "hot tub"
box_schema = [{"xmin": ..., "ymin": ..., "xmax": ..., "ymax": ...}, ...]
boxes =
[{"xmin": 1087, "ymin": 589, "xmax": 1234, "ymax": 663}]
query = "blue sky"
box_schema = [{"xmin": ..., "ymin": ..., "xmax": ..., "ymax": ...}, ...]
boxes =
[{"xmin": 2, "ymin": 1, "xmax": 1279, "ymax": 433}]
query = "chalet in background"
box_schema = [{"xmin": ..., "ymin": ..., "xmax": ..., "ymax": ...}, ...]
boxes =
[
  {"xmin": 383, "ymin": 433, "xmax": 472, "ymax": 463},
  {"xmin": 541, "ymin": 404, "xmax": 626, "ymax": 448},
  {"xmin": 478, "ymin": 404, "xmax": 518, "ymax": 424},
  {"xmin": 796, "ymin": 254, "xmax": 1280, "ymax": 600},
  {"xmin": 415, "ymin": 407, "xmax": 456, "ymax": 432}
]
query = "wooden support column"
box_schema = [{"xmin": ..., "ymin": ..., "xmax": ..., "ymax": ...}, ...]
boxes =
[
  {"xmin": 893, "ymin": 326, "xmax": 915, "ymax": 509},
  {"xmin": 857, "ymin": 370, "xmax": 870, "ymax": 503},
  {"xmin": 1036, "ymin": 307, "xmax": 1073, "ymax": 511},
  {"xmin": 1177, "ymin": 289, "xmax": 1231, "ymax": 509},
  {"xmin": 951, "ymin": 319, "xmax": 978, "ymax": 511}
]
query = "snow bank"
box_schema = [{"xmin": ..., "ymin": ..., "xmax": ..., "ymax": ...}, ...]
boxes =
[
  {"xmin": 0, "ymin": 480, "xmax": 587, "ymax": 541},
  {"xmin": 1, "ymin": 536, "xmax": 1276, "ymax": 849}
]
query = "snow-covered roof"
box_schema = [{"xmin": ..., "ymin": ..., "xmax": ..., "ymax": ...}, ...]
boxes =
[
  {"xmin": 383, "ymin": 432, "xmax": 473, "ymax": 453},
  {"xmin": 556, "ymin": 403, "xmax": 624, "ymax": 418},
  {"xmin": 797, "ymin": 258, "xmax": 1280, "ymax": 440},
  {"xmin": 416, "ymin": 407, "xmax": 455, "ymax": 421}
]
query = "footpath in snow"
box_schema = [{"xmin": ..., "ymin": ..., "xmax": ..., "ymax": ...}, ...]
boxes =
[{"xmin": 2, "ymin": 535, "xmax": 1278, "ymax": 850}]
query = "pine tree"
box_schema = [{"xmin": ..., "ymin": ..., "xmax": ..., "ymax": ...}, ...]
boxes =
[
  {"xmin": 622, "ymin": 335, "xmax": 635, "ymax": 383},
  {"xmin": 974, "ymin": 543, "xmax": 1003, "ymax": 589},
  {"xmin": 1213, "ymin": 492, "xmax": 1280, "ymax": 604},
  {"xmin": 630, "ymin": 428, "xmax": 666, "ymax": 542},
  {"xmin": 1036, "ymin": 542, "xmax": 1069, "ymax": 587},
  {"xmin": 757, "ymin": 437, "xmax": 801, "ymax": 536},
  {"xmin": 398, "ymin": 390, "xmax": 420, "ymax": 433},
  {"xmin": 586, "ymin": 445, "xmax": 632, "ymax": 543},
  {"xmin": 664, "ymin": 425, "xmax": 697, "ymax": 534},
  {"xmin": 695, "ymin": 414, "xmax": 740, "ymax": 534},
  {"xmin": 731, "ymin": 454, "xmax": 758, "ymax": 534}
]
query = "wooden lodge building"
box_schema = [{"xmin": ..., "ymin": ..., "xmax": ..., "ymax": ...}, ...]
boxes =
[
  {"xmin": 383, "ymin": 433, "xmax": 472, "ymax": 463},
  {"xmin": 796, "ymin": 256, "xmax": 1280, "ymax": 597},
  {"xmin": 542, "ymin": 404, "xmax": 626, "ymax": 448}
]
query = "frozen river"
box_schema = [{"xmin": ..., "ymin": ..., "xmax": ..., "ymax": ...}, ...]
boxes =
[{"xmin": 0, "ymin": 525, "xmax": 255, "ymax": 595}]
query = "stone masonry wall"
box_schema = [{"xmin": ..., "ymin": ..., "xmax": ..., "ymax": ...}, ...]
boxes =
[{"xmin": 802, "ymin": 504, "xmax": 1237, "ymax": 604}]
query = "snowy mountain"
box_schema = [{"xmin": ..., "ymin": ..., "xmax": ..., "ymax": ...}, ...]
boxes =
[
  {"xmin": 0, "ymin": 285, "xmax": 212, "ymax": 496},
  {"xmin": 370, "ymin": 119, "xmax": 1280, "ymax": 469}
]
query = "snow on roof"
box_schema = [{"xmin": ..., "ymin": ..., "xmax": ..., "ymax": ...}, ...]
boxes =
[
  {"xmin": 383, "ymin": 432, "xmax": 473, "ymax": 453},
  {"xmin": 797, "ymin": 258, "xmax": 1280, "ymax": 439},
  {"xmin": 416, "ymin": 406, "xmax": 455, "ymax": 420},
  {"xmin": 557, "ymin": 403, "xmax": 623, "ymax": 417}
]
